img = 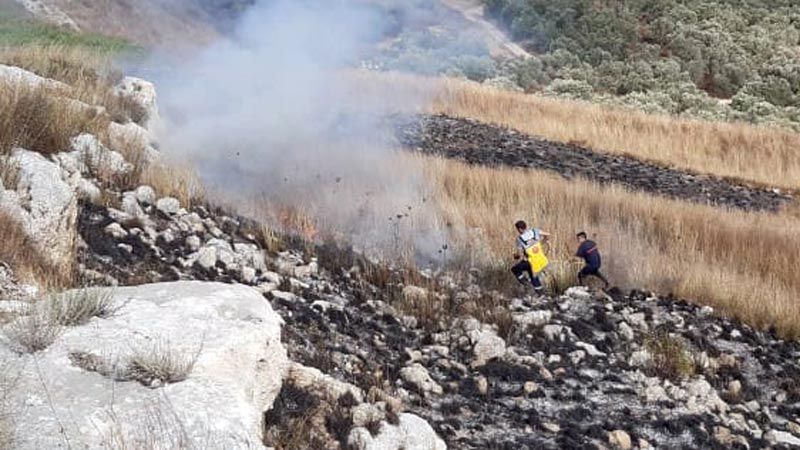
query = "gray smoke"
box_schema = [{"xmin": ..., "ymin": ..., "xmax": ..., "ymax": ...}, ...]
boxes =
[{"xmin": 154, "ymin": 0, "xmax": 457, "ymax": 264}]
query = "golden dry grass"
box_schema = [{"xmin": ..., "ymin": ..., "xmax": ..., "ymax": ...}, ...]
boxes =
[
  {"xmin": 0, "ymin": 45, "xmax": 147, "ymax": 125},
  {"xmin": 429, "ymin": 79, "xmax": 800, "ymax": 191},
  {"xmin": 139, "ymin": 160, "xmax": 206, "ymax": 208},
  {"xmin": 0, "ymin": 81, "xmax": 109, "ymax": 155},
  {"xmin": 420, "ymin": 155, "xmax": 800, "ymax": 338}
]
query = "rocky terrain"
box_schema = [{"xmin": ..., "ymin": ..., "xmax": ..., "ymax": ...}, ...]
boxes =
[
  {"xmin": 51, "ymin": 181, "xmax": 800, "ymax": 449},
  {"xmin": 397, "ymin": 114, "xmax": 793, "ymax": 212}
]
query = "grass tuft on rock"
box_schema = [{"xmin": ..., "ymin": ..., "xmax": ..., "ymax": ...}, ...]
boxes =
[{"xmin": 644, "ymin": 331, "xmax": 696, "ymax": 381}]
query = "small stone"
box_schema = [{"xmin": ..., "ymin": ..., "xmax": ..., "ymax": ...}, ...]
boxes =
[
  {"xmin": 121, "ymin": 193, "xmax": 145, "ymax": 218},
  {"xmin": 523, "ymin": 382, "xmax": 539, "ymax": 394},
  {"xmin": 547, "ymin": 354, "xmax": 562, "ymax": 364},
  {"xmin": 539, "ymin": 367, "xmax": 553, "ymax": 381},
  {"xmin": 607, "ymin": 430, "xmax": 632, "ymax": 450},
  {"xmin": 542, "ymin": 422, "xmax": 560, "ymax": 433},
  {"xmin": 618, "ymin": 322, "xmax": 635, "ymax": 341},
  {"xmin": 787, "ymin": 421, "xmax": 800, "ymax": 436},
  {"xmin": 765, "ymin": 430, "xmax": 800, "ymax": 447},
  {"xmin": 104, "ymin": 222, "xmax": 128, "ymax": 239},
  {"xmin": 156, "ymin": 197, "xmax": 181, "ymax": 215},
  {"xmin": 195, "ymin": 246, "xmax": 218, "ymax": 270},
  {"xmin": 240, "ymin": 266, "xmax": 257, "ymax": 284},
  {"xmin": 117, "ymin": 243, "xmax": 133, "ymax": 254},
  {"xmin": 476, "ymin": 376, "xmax": 489, "ymax": 396},
  {"xmin": 185, "ymin": 235, "xmax": 201, "ymax": 252},
  {"xmin": 565, "ymin": 286, "xmax": 592, "ymax": 301},
  {"xmin": 575, "ymin": 341, "xmax": 605, "ymax": 357},
  {"xmin": 543, "ymin": 325, "xmax": 564, "ymax": 341},
  {"xmin": 727, "ymin": 380, "xmax": 742, "ymax": 398},
  {"xmin": 638, "ymin": 438, "xmax": 652, "ymax": 449},
  {"xmin": 400, "ymin": 363, "xmax": 443, "ymax": 396},
  {"xmin": 134, "ymin": 185, "xmax": 156, "ymax": 205}
]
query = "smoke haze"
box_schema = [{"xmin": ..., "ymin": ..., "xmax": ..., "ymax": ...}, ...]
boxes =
[{"xmin": 155, "ymin": 0, "xmax": 455, "ymax": 263}]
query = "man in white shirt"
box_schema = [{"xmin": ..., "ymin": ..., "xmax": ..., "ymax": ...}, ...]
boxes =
[{"xmin": 511, "ymin": 220, "xmax": 551, "ymax": 295}]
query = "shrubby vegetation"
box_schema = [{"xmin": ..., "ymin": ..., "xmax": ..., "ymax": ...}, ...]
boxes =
[{"xmin": 483, "ymin": 0, "xmax": 800, "ymax": 129}]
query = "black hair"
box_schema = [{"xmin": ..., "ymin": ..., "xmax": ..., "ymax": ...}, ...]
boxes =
[
  {"xmin": 576, "ymin": 231, "xmax": 587, "ymax": 239},
  {"xmin": 515, "ymin": 220, "xmax": 527, "ymax": 230}
]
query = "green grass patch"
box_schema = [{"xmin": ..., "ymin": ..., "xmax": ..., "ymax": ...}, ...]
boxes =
[{"xmin": 0, "ymin": 15, "xmax": 140, "ymax": 55}]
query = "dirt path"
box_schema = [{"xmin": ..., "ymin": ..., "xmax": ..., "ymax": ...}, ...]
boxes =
[{"xmin": 439, "ymin": 0, "xmax": 531, "ymax": 59}]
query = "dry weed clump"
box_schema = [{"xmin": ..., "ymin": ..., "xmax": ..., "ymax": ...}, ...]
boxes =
[
  {"xmin": 0, "ymin": 82, "xmax": 109, "ymax": 156},
  {"xmin": 139, "ymin": 161, "xmax": 206, "ymax": 209},
  {"xmin": 47, "ymin": 288, "xmax": 119, "ymax": 326},
  {"xmin": 3, "ymin": 307, "xmax": 63, "ymax": 354},
  {"xmin": 0, "ymin": 211, "xmax": 71, "ymax": 286},
  {"xmin": 644, "ymin": 331, "xmax": 696, "ymax": 381},
  {"xmin": 125, "ymin": 339, "xmax": 201, "ymax": 387}
]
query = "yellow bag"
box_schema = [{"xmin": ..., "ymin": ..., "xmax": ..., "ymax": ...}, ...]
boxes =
[{"xmin": 525, "ymin": 242, "xmax": 549, "ymax": 274}]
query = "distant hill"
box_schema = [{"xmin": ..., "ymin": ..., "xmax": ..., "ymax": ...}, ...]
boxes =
[{"xmin": 8, "ymin": 0, "xmax": 255, "ymax": 46}]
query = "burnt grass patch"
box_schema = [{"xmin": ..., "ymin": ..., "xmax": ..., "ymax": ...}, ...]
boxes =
[{"xmin": 395, "ymin": 114, "xmax": 792, "ymax": 212}]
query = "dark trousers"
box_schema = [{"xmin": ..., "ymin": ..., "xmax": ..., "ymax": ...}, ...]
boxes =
[
  {"xmin": 578, "ymin": 264, "xmax": 609, "ymax": 286},
  {"xmin": 511, "ymin": 260, "xmax": 543, "ymax": 290}
]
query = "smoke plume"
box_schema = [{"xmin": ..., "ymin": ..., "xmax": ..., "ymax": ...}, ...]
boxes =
[{"xmin": 154, "ymin": 0, "xmax": 455, "ymax": 264}]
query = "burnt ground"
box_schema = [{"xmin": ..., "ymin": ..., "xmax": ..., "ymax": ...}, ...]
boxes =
[
  {"xmin": 395, "ymin": 114, "xmax": 793, "ymax": 213},
  {"xmin": 76, "ymin": 197, "xmax": 800, "ymax": 449}
]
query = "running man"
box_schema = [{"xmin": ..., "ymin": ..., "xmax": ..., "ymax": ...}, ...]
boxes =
[
  {"xmin": 575, "ymin": 231, "xmax": 610, "ymax": 288},
  {"xmin": 511, "ymin": 220, "xmax": 551, "ymax": 295}
]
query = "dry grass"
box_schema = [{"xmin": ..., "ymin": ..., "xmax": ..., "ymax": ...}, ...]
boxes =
[
  {"xmin": 139, "ymin": 160, "xmax": 206, "ymax": 209},
  {"xmin": 0, "ymin": 81, "xmax": 109, "ymax": 155},
  {"xmin": 417, "ymin": 155, "xmax": 800, "ymax": 338},
  {"xmin": 0, "ymin": 211, "xmax": 71, "ymax": 286},
  {"xmin": 47, "ymin": 288, "xmax": 119, "ymax": 326},
  {"xmin": 429, "ymin": 78, "xmax": 800, "ymax": 191},
  {"xmin": 125, "ymin": 339, "xmax": 201, "ymax": 387},
  {"xmin": 3, "ymin": 307, "xmax": 63, "ymax": 354},
  {"xmin": 0, "ymin": 44, "xmax": 147, "ymax": 125}
]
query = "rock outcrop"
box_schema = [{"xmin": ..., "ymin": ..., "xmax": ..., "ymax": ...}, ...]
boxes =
[
  {"xmin": 0, "ymin": 149, "xmax": 78, "ymax": 265},
  {"xmin": 3, "ymin": 281, "xmax": 287, "ymax": 449}
]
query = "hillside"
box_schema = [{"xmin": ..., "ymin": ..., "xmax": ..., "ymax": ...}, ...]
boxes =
[
  {"xmin": 0, "ymin": 1, "xmax": 800, "ymax": 449},
  {"xmin": 483, "ymin": 0, "xmax": 800, "ymax": 129},
  {"xmin": 7, "ymin": 0, "xmax": 254, "ymax": 46}
]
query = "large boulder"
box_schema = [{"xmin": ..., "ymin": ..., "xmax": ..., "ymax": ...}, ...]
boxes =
[
  {"xmin": 0, "ymin": 149, "xmax": 78, "ymax": 265},
  {"xmin": 3, "ymin": 281, "xmax": 288, "ymax": 449}
]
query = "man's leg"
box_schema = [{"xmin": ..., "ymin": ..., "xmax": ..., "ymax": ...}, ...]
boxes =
[
  {"xmin": 531, "ymin": 273, "xmax": 545, "ymax": 295},
  {"xmin": 594, "ymin": 267, "xmax": 611, "ymax": 287},
  {"xmin": 578, "ymin": 266, "xmax": 591, "ymax": 286},
  {"xmin": 511, "ymin": 260, "xmax": 530, "ymax": 285}
]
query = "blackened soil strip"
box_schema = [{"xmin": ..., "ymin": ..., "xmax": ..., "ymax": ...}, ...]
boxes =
[{"xmin": 395, "ymin": 114, "xmax": 792, "ymax": 213}]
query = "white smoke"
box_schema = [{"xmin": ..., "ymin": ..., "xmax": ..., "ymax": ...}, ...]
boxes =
[{"xmin": 153, "ymin": 0, "xmax": 455, "ymax": 264}]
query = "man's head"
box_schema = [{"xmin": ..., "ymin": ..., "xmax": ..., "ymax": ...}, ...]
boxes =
[
  {"xmin": 576, "ymin": 231, "xmax": 588, "ymax": 242},
  {"xmin": 515, "ymin": 220, "xmax": 527, "ymax": 234}
]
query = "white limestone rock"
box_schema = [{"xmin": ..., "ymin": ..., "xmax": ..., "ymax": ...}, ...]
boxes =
[
  {"xmin": 4, "ymin": 282, "xmax": 287, "ymax": 449},
  {"xmin": 348, "ymin": 413, "xmax": 447, "ymax": 450}
]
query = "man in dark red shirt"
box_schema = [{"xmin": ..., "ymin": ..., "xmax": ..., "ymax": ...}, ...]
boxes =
[{"xmin": 575, "ymin": 231, "xmax": 610, "ymax": 288}]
